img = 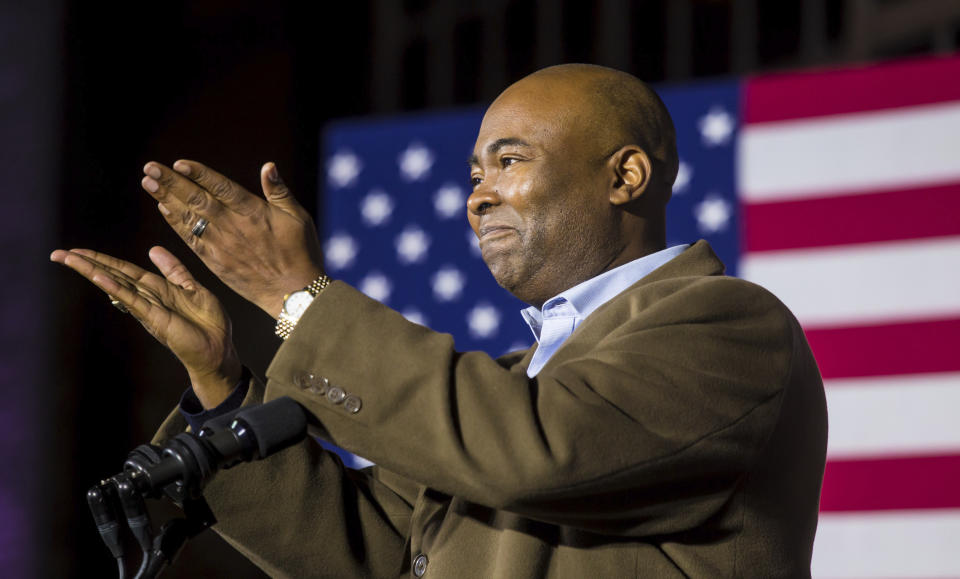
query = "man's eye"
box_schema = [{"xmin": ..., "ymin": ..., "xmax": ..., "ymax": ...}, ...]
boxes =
[
  {"xmin": 501, "ymin": 157, "xmax": 518, "ymax": 167},
  {"xmin": 471, "ymin": 176, "xmax": 482, "ymax": 188}
]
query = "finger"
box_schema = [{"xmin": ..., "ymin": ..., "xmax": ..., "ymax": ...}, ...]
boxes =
[
  {"xmin": 51, "ymin": 249, "xmax": 125, "ymax": 287},
  {"xmin": 88, "ymin": 269, "xmax": 159, "ymax": 322},
  {"xmin": 170, "ymin": 159, "xmax": 263, "ymax": 216},
  {"xmin": 60, "ymin": 251, "xmax": 162, "ymax": 305},
  {"xmin": 69, "ymin": 248, "xmax": 150, "ymax": 281},
  {"xmin": 142, "ymin": 161, "xmax": 224, "ymax": 221},
  {"xmin": 67, "ymin": 248, "xmax": 169, "ymax": 297},
  {"xmin": 50, "ymin": 249, "xmax": 72, "ymax": 264},
  {"xmin": 54, "ymin": 249, "xmax": 171, "ymax": 312},
  {"xmin": 54, "ymin": 249, "xmax": 132, "ymax": 288},
  {"xmin": 155, "ymin": 200, "xmax": 215, "ymax": 257},
  {"xmin": 55, "ymin": 251, "xmax": 159, "ymax": 316},
  {"xmin": 260, "ymin": 162, "xmax": 309, "ymax": 219},
  {"xmin": 148, "ymin": 246, "xmax": 201, "ymax": 291}
]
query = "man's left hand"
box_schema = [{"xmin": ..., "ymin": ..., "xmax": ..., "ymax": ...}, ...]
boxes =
[{"xmin": 141, "ymin": 159, "xmax": 324, "ymax": 317}]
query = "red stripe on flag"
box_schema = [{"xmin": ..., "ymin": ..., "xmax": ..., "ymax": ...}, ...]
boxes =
[
  {"xmin": 744, "ymin": 55, "xmax": 960, "ymax": 124},
  {"xmin": 805, "ymin": 318, "xmax": 960, "ymax": 380},
  {"xmin": 742, "ymin": 182, "xmax": 960, "ymax": 252},
  {"xmin": 820, "ymin": 453, "xmax": 960, "ymax": 512}
]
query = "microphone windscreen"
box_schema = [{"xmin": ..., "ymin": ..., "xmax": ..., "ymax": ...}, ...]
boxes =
[{"xmin": 234, "ymin": 397, "xmax": 308, "ymax": 459}]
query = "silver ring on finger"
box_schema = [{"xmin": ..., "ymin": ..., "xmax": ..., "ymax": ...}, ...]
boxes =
[
  {"xmin": 191, "ymin": 217, "xmax": 210, "ymax": 238},
  {"xmin": 108, "ymin": 295, "xmax": 129, "ymax": 314}
]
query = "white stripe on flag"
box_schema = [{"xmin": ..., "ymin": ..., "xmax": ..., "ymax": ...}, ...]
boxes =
[
  {"xmin": 812, "ymin": 509, "xmax": 960, "ymax": 578},
  {"xmin": 740, "ymin": 101, "xmax": 960, "ymax": 201},
  {"xmin": 825, "ymin": 372, "xmax": 960, "ymax": 459},
  {"xmin": 739, "ymin": 236, "xmax": 960, "ymax": 328}
]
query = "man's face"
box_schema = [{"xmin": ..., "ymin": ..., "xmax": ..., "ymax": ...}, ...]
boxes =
[{"xmin": 467, "ymin": 79, "xmax": 621, "ymax": 307}]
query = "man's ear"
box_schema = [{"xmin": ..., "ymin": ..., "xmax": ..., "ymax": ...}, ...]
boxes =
[{"xmin": 609, "ymin": 146, "xmax": 652, "ymax": 206}]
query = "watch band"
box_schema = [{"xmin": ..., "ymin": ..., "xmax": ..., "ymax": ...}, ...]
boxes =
[{"xmin": 275, "ymin": 274, "xmax": 331, "ymax": 340}]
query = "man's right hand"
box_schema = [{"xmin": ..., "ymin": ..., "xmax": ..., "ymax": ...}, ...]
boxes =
[
  {"xmin": 140, "ymin": 160, "xmax": 325, "ymax": 320},
  {"xmin": 50, "ymin": 246, "xmax": 242, "ymax": 409}
]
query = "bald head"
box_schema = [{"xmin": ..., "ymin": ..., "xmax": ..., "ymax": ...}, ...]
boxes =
[{"xmin": 497, "ymin": 63, "xmax": 679, "ymax": 199}]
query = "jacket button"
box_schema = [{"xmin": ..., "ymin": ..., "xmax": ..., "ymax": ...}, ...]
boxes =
[
  {"xmin": 343, "ymin": 395, "xmax": 362, "ymax": 414},
  {"xmin": 412, "ymin": 553, "xmax": 428, "ymax": 577},
  {"xmin": 311, "ymin": 376, "xmax": 330, "ymax": 396},
  {"xmin": 326, "ymin": 386, "xmax": 346, "ymax": 404},
  {"xmin": 293, "ymin": 372, "xmax": 314, "ymax": 390}
]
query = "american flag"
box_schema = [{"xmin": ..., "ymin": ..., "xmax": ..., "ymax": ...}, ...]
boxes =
[{"xmin": 319, "ymin": 54, "xmax": 960, "ymax": 578}]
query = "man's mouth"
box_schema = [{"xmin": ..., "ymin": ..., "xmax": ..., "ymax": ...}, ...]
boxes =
[{"xmin": 478, "ymin": 225, "xmax": 517, "ymax": 242}]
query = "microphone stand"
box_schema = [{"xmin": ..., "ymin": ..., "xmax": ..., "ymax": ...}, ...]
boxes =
[
  {"xmin": 86, "ymin": 397, "xmax": 308, "ymax": 578},
  {"xmin": 136, "ymin": 494, "xmax": 216, "ymax": 578}
]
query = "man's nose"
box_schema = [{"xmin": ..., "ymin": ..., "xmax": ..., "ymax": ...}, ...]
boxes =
[{"xmin": 467, "ymin": 182, "xmax": 501, "ymax": 216}]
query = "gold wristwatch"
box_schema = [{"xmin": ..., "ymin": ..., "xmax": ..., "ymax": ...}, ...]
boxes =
[{"xmin": 275, "ymin": 275, "xmax": 331, "ymax": 340}]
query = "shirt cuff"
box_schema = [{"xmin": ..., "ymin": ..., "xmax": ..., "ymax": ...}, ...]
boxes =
[{"xmin": 178, "ymin": 368, "xmax": 251, "ymax": 433}]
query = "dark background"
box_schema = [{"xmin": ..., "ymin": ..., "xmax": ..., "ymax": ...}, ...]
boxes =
[{"xmin": 3, "ymin": 0, "xmax": 957, "ymax": 576}]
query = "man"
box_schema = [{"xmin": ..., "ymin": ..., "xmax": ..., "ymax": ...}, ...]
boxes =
[{"xmin": 52, "ymin": 64, "xmax": 827, "ymax": 577}]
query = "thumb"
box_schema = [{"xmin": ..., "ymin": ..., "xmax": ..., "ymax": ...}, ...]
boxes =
[
  {"xmin": 261, "ymin": 162, "xmax": 304, "ymax": 216},
  {"xmin": 149, "ymin": 246, "xmax": 199, "ymax": 291}
]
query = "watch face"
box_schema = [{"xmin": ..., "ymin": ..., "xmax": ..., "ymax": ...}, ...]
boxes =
[{"xmin": 284, "ymin": 290, "xmax": 314, "ymax": 318}]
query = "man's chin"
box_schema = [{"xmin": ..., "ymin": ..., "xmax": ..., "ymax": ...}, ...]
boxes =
[
  {"xmin": 484, "ymin": 259, "xmax": 517, "ymax": 290},
  {"xmin": 486, "ymin": 265, "xmax": 530, "ymax": 303}
]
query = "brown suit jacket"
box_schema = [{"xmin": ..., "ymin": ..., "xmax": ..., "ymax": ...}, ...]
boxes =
[{"xmin": 155, "ymin": 240, "xmax": 827, "ymax": 578}]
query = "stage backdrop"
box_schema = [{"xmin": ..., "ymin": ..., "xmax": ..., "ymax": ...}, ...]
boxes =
[{"xmin": 319, "ymin": 54, "xmax": 960, "ymax": 579}]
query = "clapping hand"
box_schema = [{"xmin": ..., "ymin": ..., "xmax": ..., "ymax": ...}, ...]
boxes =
[
  {"xmin": 50, "ymin": 246, "xmax": 242, "ymax": 409},
  {"xmin": 140, "ymin": 160, "xmax": 325, "ymax": 318},
  {"xmin": 51, "ymin": 159, "xmax": 321, "ymax": 407}
]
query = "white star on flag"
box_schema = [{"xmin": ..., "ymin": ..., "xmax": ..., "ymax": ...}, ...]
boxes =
[
  {"xmin": 398, "ymin": 142, "xmax": 435, "ymax": 181},
  {"xmin": 359, "ymin": 272, "xmax": 392, "ymax": 303},
  {"xmin": 360, "ymin": 190, "xmax": 394, "ymax": 226},
  {"xmin": 694, "ymin": 193, "xmax": 733, "ymax": 234},
  {"xmin": 467, "ymin": 303, "xmax": 501, "ymax": 339},
  {"xmin": 327, "ymin": 150, "xmax": 362, "ymax": 188},
  {"xmin": 698, "ymin": 106, "xmax": 735, "ymax": 147},
  {"xmin": 401, "ymin": 307, "xmax": 429, "ymax": 327},
  {"xmin": 325, "ymin": 233, "xmax": 359, "ymax": 271},
  {"xmin": 431, "ymin": 267, "xmax": 466, "ymax": 302},
  {"xmin": 434, "ymin": 183, "xmax": 466, "ymax": 219},
  {"xmin": 395, "ymin": 226, "xmax": 431, "ymax": 264},
  {"xmin": 673, "ymin": 160, "xmax": 692, "ymax": 193}
]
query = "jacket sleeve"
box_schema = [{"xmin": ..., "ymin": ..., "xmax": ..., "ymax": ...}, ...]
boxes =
[
  {"xmin": 264, "ymin": 275, "xmax": 806, "ymax": 537},
  {"xmin": 152, "ymin": 376, "xmax": 420, "ymax": 578}
]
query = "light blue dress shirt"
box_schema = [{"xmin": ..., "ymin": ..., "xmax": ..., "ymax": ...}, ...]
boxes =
[{"xmin": 520, "ymin": 244, "xmax": 689, "ymax": 377}]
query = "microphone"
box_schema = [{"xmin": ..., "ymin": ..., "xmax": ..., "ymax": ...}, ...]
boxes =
[
  {"xmin": 89, "ymin": 397, "xmax": 310, "ymax": 578},
  {"xmin": 124, "ymin": 396, "xmax": 309, "ymax": 499}
]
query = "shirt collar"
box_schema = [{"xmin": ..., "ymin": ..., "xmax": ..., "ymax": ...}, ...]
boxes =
[{"xmin": 520, "ymin": 244, "xmax": 689, "ymax": 341}]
